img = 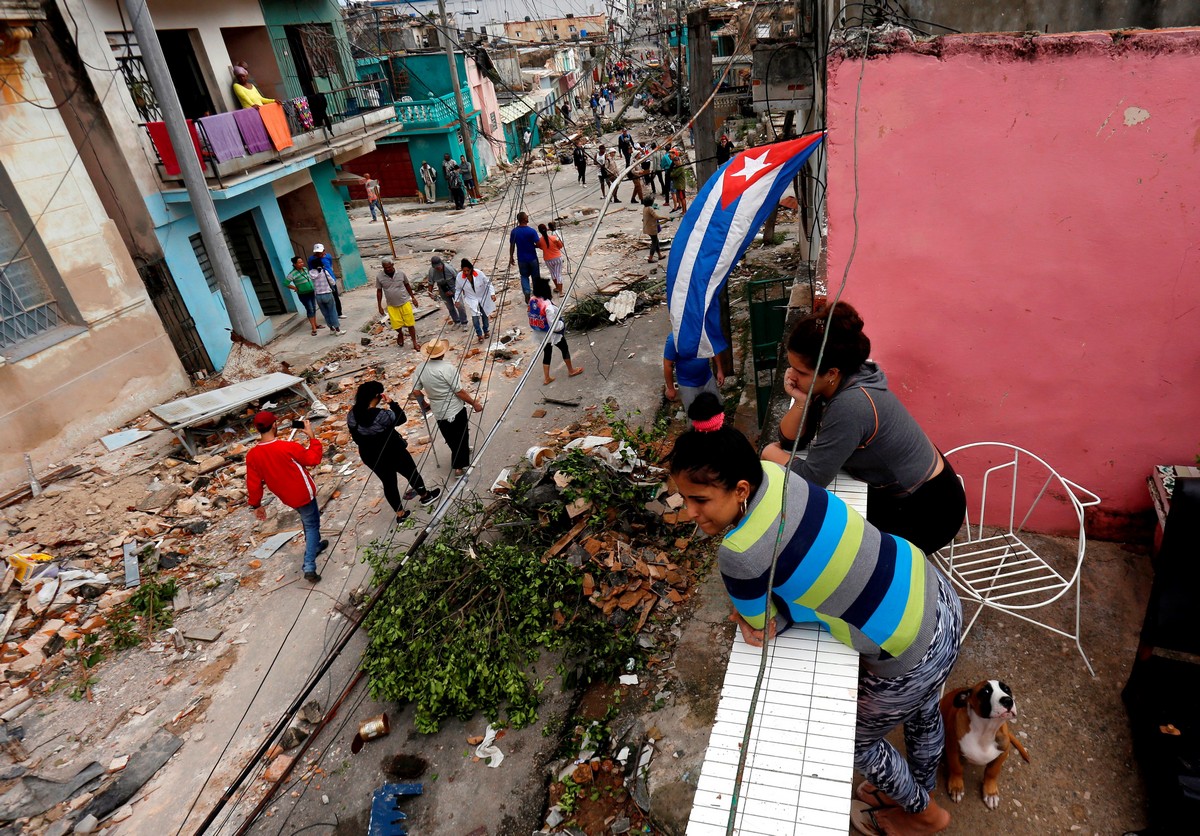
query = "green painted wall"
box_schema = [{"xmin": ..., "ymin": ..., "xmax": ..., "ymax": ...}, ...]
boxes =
[
  {"xmin": 388, "ymin": 132, "xmax": 468, "ymax": 200},
  {"xmin": 310, "ymin": 159, "xmax": 367, "ymax": 290},
  {"xmin": 393, "ymin": 52, "xmax": 469, "ymax": 100},
  {"xmin": 260, "ymin": 0, "xmax": 355, "ymax": 101}
]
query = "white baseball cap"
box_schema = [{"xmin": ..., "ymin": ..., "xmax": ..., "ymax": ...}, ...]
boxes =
[{"xmin": 312, "ymin": 243, "xmax": 325, "ymax": 253}]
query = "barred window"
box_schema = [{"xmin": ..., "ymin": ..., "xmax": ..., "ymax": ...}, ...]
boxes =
[{"xmin": 0, "ymin": 196, "xmax": 60, "ymax": 351}]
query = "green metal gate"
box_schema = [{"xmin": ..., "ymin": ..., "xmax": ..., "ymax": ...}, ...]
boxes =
[{"xmin": 746, "ymin": 277, "xmax": 790, "ymax": 426}]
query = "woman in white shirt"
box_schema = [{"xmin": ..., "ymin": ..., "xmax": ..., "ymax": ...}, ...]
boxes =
[{"xmin": 454, "ymin": 258, "xmax": 497, "ymax": 342}]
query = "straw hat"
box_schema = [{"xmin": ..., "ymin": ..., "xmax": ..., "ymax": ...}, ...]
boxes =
[{"xmin": 422, "ymin": 339, "xmax": 450, "ymax": 359}]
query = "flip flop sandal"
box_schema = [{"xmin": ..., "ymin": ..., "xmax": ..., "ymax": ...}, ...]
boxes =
[
  {"xmin": 395, "ymin": 509, "xmax": 411, "ymax": 524},
  {"xmin": 855, "ymin": 781, "xmax": 898, "ymax": 809},
  {"xmin": 849, "ymin": 800, "xmax": 887, "ymax": 836}
]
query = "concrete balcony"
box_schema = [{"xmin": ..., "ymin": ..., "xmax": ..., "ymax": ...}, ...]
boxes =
[
  {"xmin": 148, "ymin": 80, "xmax": 400, "ymax": 193},
  {"xmin": 391, "ymin": 88, "xmax": 477, "ymax": 134}
]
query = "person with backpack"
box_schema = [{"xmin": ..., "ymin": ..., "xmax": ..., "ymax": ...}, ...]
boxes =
[
  {"xmin": 309, "ymin": 243, "xmax": 342, "ymax": 316},
  {"xmin": 527, "ymin": 291, "xmax": 583, "ymax": 385},
  {"xmin": 659, "ymin": 145, "xmax": 674, "ymax": 197},
  {"xmin": 305, "ymin": 251, "xmax": 341, "ymax": 334},
  {"xmin": 426, "ymin": 255, "xmax": 467, "ymax": 327},
  {"xmin": 284, "ymin": 255, "xmax": 319, "ymax": 336}
]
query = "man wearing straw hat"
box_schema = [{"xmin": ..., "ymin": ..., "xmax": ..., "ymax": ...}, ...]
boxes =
[{"xmin": 412, "ymin": 339, "xmax": 482, "ymax": 476}]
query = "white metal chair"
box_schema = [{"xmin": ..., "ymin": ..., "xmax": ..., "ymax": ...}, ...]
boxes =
[{"xmin": 933, "ymin": 442, "xmax": 1102, "ymax": 675}]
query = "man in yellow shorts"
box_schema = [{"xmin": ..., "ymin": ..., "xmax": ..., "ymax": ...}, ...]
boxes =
[{"xmin": 376, "ymin": 257, "xmax": 421, "ymax": 350}]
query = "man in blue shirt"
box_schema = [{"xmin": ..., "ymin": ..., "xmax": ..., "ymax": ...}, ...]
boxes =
[
  {"xmin": 663, "ymin": 333, "xmax": 723, "ymax": 410},
  {"xmin": 508, "ymin": 212, "xmax": 544, "ymax": 302}
]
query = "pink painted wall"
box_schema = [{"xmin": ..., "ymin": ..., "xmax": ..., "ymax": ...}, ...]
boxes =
[
  {"xmin": 825, "ymin": 30, "xmax": 1200, "ymax": 539},
  {"xmin": 466, "ymin": 60, "xmax": 502, "ymax": 173}
]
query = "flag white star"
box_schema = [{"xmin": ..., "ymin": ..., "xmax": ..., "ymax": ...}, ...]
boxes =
[{"xmin": 731, "ymin": 150, "xmax": 772, "ymax": 180}]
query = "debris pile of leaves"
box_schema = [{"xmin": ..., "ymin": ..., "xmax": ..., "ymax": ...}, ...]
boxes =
[{"xmin": 359, "ymin": 406, "xmax": 709, "ymax": 734}]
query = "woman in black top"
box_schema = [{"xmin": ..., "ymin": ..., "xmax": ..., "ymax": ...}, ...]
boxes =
[{"xmin": 347, "ymin": 382, "xmax": 441, "ymax": 522}]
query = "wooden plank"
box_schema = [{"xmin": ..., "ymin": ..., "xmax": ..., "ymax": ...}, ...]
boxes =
[
  {"xmin": 0, "ymin": 465, "xmax": 83, "ymax": 509},
  {"xmin": 544, "ymin": 517, "xmax": 589, "ymax": 561}
]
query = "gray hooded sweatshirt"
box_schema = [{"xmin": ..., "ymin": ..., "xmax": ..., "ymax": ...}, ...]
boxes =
[{"xmin": 786, "ymin": 361, "xmax": 940, "ymax": 496}]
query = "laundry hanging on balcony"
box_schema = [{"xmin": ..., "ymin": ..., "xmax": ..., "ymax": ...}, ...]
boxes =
[
  {"xmin": 232, "ymin": 108, "xmax": 271, "ymax": 155},
  {"xmin": 197, "ymin": 112, "xmax": 246, "ymax": 163},
  {"xmin": 145, "ymin": 120, "xmax": 204, "ymax": 177},
  {"xmin": 291, "ymin": 97, "xmax": 314, "ymax": 130},
  {"xmin": 258, "ymin": 102, "xmax": 294, "ymax": 151},
  {"xmin": 667, "ymin": 132, "xmax": 825, "ymax": 360}
]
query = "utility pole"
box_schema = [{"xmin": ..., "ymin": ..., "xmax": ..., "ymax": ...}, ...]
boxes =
[
  {"xmin": 437, "ymin": 0, "xmax": 480, "ymax": 187},
  {"xmin": 686, "ymin": 6, "xmax": 731, "ymax": 380},
  {"xmin": 122, "ymin": 0, "xmax": 259, "ymax": 345},
  {"xmin": 688, "ymin": 7, "xmax": 715, "ymax": 186},
  {"xmin": 675, "ymin": 1, "xmax": 684, "ymax": 119}
]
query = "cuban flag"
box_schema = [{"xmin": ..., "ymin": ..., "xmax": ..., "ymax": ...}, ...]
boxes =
[{"xmin": 667, "ymin": 132, "xmax": 825, "ymax": 359}]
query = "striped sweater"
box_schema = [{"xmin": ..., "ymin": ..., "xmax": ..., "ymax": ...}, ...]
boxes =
[{"xmin": 720, "ymin": 461, "xmax": 941, "ymax": 677}]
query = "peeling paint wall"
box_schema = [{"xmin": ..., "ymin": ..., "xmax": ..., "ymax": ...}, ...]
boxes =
[
  {"xmin": 0, "ymin": 40, "xmax": 188, "ymax": 490},
  {"xmin": 901, "ymin": 1, "xmax": 1199, "ymax": 35},
  {"xmin": 824, "ymin": 30, "xmax": 1200, "ymax": 539}
]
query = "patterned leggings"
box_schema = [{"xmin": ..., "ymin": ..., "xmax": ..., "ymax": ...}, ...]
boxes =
[{"xmin": 854, "ymin": 571, "xmax": 962, "ymax": 813}]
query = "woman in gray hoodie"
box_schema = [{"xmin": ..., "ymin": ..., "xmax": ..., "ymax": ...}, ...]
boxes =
[
  {"xmin": 347, "ymin": 382, "xmax": 441, "ymax": 522},
  {"xmin": 762, "ymin": 302, "xmax": 966, "ymax": 554}
]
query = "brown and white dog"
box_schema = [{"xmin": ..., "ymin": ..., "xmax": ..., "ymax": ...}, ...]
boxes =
[{"xmin": 940, "ymin": 679, "xmax": 1031, "ymax": 809}]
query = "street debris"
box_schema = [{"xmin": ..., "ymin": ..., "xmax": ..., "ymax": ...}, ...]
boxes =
[
  {"xmin": 351, "ymin": 712, "xmax": 391, "ymax": 754},
  {"xmin": 473, "ymin": 724, "xmax": 505, "ymax": 768}
]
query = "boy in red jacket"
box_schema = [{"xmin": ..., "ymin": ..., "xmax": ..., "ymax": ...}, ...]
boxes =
[{"xmin": 246, "ymin": 411, "xmax": 327, "ymax": 582}]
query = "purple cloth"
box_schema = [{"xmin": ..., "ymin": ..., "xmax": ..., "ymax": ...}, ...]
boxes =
[
  {"xmin": 197, "ymin": 112, "xmax": 246, "ymax": 163},
  {"xmin": 232, "ymin": 108, "xmax": 271, "ymax": 154}
]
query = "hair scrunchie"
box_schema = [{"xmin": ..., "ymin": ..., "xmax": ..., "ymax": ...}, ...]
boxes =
[{"xmin": 691, "ymin": 413, "xmax": 725, "ymax": 432}]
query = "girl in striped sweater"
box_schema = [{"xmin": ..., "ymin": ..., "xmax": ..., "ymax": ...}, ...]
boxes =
[{"xmin": 669, "ymin": 393, "xmax": 961, "ymax": 835}]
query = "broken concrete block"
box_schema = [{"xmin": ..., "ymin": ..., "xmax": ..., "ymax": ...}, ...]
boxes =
[
  {"xmin": 182, "ymin": 627, "xmax": 221, "ymax": 643},
  {"xmin": 196, "ymin": 455, "xmax": 227, "ymax": 474},
  {"xmin": 136, "ymin": 484, "xmax": 183, "ymax": 512},
  {"xmin": 8, "ymin": 651, "xmax": 43, "ymax": 674},
  {"xmin": 38, "ymin": 619, "xmax": 66, "ymax": 636},
  {"xmin": 280, "ymin": 726, "xmax": 308, "ymax": 750},
  {"xmin": 18, "ymin": 633, "xmax": 50, "ymax": 657},
  {"xmin": 107, "ymin": 755, "xmax": 128, "ymax": 773},
  {"xmin": 298, "ymin": 700, "xmax": 322, "ymax": 725},
  {"xmin": 263, "ymin": 754, "xmax": 293, "ymax": 783}
]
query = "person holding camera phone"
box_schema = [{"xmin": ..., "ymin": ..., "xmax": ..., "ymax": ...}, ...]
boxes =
[
  {"xmin": 347, "ymin": 381, "xmax": 441, "ymax": 522},
  {"xmin": 246, "ymin": 410, "xmax": 327, "ymax": 583}
]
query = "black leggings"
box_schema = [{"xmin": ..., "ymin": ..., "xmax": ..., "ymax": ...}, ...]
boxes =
[
  {"xmin": 542, "ymin": 336, "xmax": 571, "ymax": 366},
  {"xmin": 866, "ymin": 456, "xmax": 967, "ymax": 555},
  {"xmin": 436, "ymin": 407, "xmax": 471, "ymax": 470},
  {"xmin": 365, "ymin": 446, "xmax": 427, "ymax": 511}
]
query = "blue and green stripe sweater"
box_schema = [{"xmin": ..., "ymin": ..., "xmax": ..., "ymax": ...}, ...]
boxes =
[{"xmin": 720, "ymin": 461, "xmax": 941, "ymax": 677}]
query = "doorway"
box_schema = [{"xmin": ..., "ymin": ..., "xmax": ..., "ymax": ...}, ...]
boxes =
[
  {"xmin": 157, "ymin": 29, "xmax": 216, "ymax": 120},
  {"xmin": 223, "ymin": 212, "xmax": 285, "ymax": 316},
  {"xmin": 283, "ymin": 24, "xmax": 338, "ymax": 128}
]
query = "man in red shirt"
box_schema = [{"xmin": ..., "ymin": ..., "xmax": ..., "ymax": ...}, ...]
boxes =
[{"xmin": 246, "ymin": 411, "xmax": 327, "ymax": 582}]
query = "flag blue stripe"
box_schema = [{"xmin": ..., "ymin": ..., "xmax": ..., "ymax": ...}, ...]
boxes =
[{"xmin": 667, "ymin": 133, "xmax": 824, "ymax": 360}]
